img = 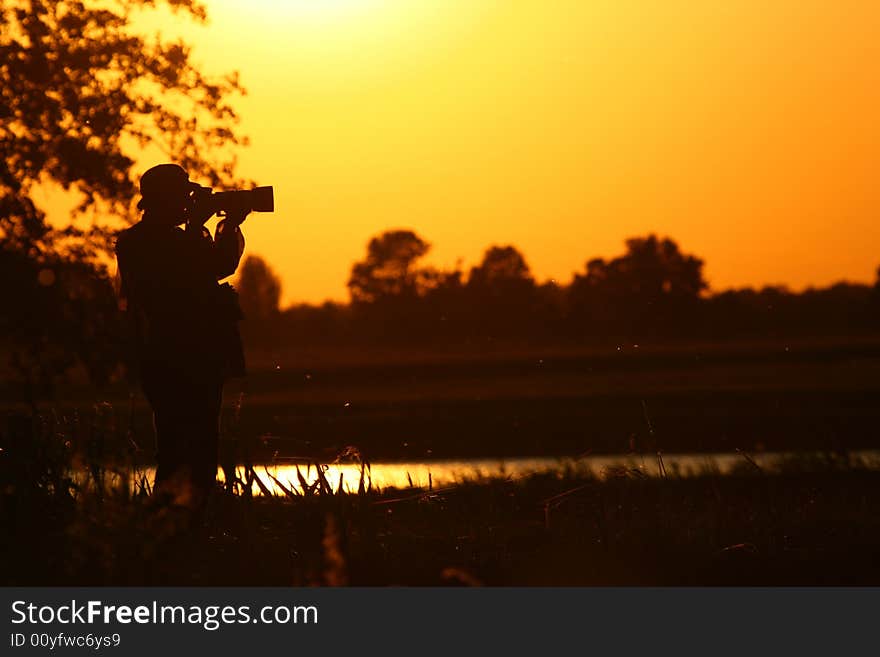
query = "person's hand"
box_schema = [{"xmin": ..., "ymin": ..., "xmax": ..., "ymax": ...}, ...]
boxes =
[
  {"xmin": 186, "ymin": 189, "xmax": 216, "ymax": 226},
  {"xmin": 224, "ymin": 208, "xmax": 251, "ymax": 226},
  {"xmin": 188, "ymin": 205, "xmax": 216, "ymax": 226}
]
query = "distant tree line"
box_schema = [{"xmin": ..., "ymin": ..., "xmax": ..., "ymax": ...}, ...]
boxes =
[
  {"xmin": 5, "ymin": 221, "xmax": 880, "ymax": 400},
  {"xmin": 3, "ymin": 1, "xmax": 876, "ymax": 392},
  {"xmin": 238, "ymin": 229, "xmax": 880, "ymax": 353}
]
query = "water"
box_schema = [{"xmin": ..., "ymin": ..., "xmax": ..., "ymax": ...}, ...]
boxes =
[{"xmin": 207, "ymin": 449, "xmax": 880, "ymax": 496}]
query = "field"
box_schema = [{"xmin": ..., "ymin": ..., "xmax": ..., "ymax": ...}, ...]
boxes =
[
  {"xmin": 5, "ymin": 461, "xmax": 880, "ymax": 586},
  {"xmin": 225, "ymin": 338, "xmax": 880, "ymax": 460},
  {"xmin": 3, "ymin": 338, "xmax": 880, "ymax": 585}
]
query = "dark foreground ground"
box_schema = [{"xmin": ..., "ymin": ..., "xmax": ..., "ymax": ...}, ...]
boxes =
[
  {"xmin": 5, "ymin": 462, "xmax": 880, "ymax": 586},
  {"xmin": 10, "ymin": 338, "xmax": 880, "ymax": 461},
  {"xmin": 233, "ymin": 339, "xmax": 880, "ymax": 460},
  {"xmin": 3, "ymin": 339, "xmax": 880, "ymax": 585}
]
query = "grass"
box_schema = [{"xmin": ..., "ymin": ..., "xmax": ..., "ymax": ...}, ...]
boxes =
[
  {"xmin": 3, "ymin": 340, "xmax": 880, "ymax": 587},
  {"xmin": 8, "ymin": 338, "xmax": 880, "ymax": 463},
  {"xmin": 3, "ymin": 406, "xmax": 880, "ymax": 586}
]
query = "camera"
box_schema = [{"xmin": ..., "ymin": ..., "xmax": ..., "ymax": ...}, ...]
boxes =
[{"xmin": 191, "ymin": 185, "xmax": 275, "ymax": 216}]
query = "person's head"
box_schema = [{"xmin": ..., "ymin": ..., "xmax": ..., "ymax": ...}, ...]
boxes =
[{"xmin": 137, "ymin": 163, "xmax": 199, "ymax": 225}]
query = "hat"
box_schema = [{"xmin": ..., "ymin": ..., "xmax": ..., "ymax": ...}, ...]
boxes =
[{"xmin": 137, "ymin": 164, "xmax": 194, "ymax": 210}]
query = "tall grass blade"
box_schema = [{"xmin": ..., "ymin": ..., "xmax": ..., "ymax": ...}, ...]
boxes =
[{"xmin": 265, "ymin": 468, "xmax": 298, "ymax": 498}]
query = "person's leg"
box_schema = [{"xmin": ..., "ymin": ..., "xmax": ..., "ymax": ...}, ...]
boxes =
[
  {"xmin": 187, "ymin": 379, "xmax": 224, "ymax": 503},
  {"xmin": 143, "ymin": 373, "xmax": 191, "ymax": 502},
  {"xmin": 152, "ymin": 405, "xmax": 179, "ymax": 491}
]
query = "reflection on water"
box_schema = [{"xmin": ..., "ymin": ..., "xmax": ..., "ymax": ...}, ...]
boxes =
[
  {"xmin": 112, "ymin": 451, "xmax": 880, "ymax": 497},
  {"xmin": 209, "ymin": 450, "xmax": 880, "ymax": 496}
]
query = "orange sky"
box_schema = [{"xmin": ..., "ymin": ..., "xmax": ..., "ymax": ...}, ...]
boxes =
[{"xmin": 47, "ymin": 0, "xmax": 880, "ymax": 304}]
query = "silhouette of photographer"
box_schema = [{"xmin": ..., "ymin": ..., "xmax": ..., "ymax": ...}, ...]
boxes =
[{"xmin": 115, "ymin": 164, "xmax": 249, "ymax": 510}]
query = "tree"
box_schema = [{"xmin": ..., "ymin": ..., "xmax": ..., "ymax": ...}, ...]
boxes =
[
  {"xmin": 464, "ymin": 245, "xmax": 538, "ymax": 335},
  {"xmin": 347, "ymin": 230, "xmax": 432, "ymax": 304},
  {"xmin": 595, "ymin": 235, "xmax": 706, "ymax": 300},
  {"xmin": 0, "ymin": 243, "xmax": 121, "ymax": 404},
  {"xmin": 871, "ymin": 265, "xmax": 880, "ymax": 325},
  {"xmin": 0, "ymin": 0, "xmax": 249, "ymax": 393},
  {"xmin": 0, "ymin": 0, "xmax": 249, "ymax": 259},
  {"xmin": 236, "ymin": 255, "xmax": 282, "ymax": 322},
  {"xmin": 568, "ymin": 235, "xmax": 707, "ymax": 337},
  {"xmin": 468, "ymin": 245, "xmax": 534, "ymax": 289}
]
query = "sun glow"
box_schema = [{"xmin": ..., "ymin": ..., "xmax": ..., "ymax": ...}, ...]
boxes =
[
  {"xmin": 200, "ymin": 0, "xmax": 442, "ymax": 61},
  {"xmin": 238, "ymin": 0, "xmax": 382, "ymax": 25},
  {"xmin": 115, "ymin": 0, "xmax": 880, "ymax": 306}
]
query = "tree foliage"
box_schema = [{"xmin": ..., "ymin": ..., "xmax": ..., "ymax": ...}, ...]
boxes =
[
  {"xmin": 468, "ymin": 245, "xmax": 533, "ymax": 289},
  {"xmin": 568, "ymin": 234, "xmax": 706, "ymax": 334},
  {"xmin": 572, "ymin": 235, "xmax": 706, "ymax": 301},
  {"xmin": 237, "ymin": 255, "xmax": 282, "ymax": 322},
  {"xmin": 232, "ymin": 230, "xmax": 880, "ymax": 355},
  {"xmin": 347, "ymin": 230, "xmax": 432, "ymax": 304},
  {"xmin": 0, "ymin": 0, "xmax": 249, "ymax": 259},
  {"xmin": 462, "ymin": 245, "xmax": 538, "ymax": 335},
  {"xmin": 0, "ymin": 0, "xmax": 249, "ymax": 394}
]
